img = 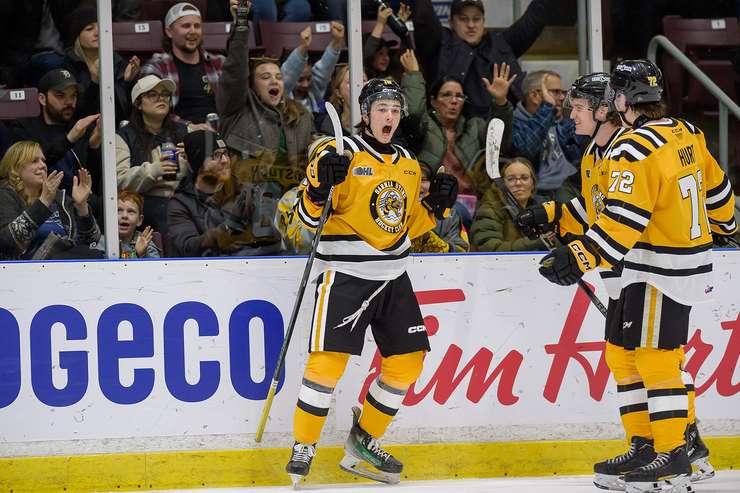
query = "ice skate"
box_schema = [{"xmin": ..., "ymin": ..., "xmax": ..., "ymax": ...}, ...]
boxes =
[
  {"xmin": 685, "ymin": 422, "xmax": 714, "ymax": 482},
  {"xmin": 286, "ymin": 442, "xmax": 316, "ymax": 487},
  {"xmin": 624, "ymin": 444, "xmax": 693, "ymax": 493},
  {"xmin": 593, "ymin": 436, "xmax": 656, "ymax": 490},
  {"xmin": 339, "ymin": 406, "xmax": 403, "ymax": 484}
]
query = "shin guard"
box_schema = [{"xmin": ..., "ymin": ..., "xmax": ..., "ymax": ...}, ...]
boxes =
[
  {"xmin": 635, "ymin": 347, "xmax": 688, "ymax": 453},
  {"xmin": 360, "ymin": 351, "xmax": 425, "ymax": 438},
  {"xmin": 293, "ymin": 351, "xmax": 349, "ymax": 444},
  {"xmin": 605, "ymin": 342, "xmax": 652, "ymax": 441}
]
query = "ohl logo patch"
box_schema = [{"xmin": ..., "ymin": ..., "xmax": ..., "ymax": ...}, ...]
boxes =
[{"xmin": 370, "ymin": 180, "xmax": 407, "ymax": 233}]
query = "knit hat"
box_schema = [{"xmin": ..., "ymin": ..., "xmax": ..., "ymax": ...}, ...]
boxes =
[
  {"xmin": 184, "ymin": 130, "xmax": 226, "ymax": 176},
  {"xmin": 165, "ymin": 2, "xmax": 202, "ymax": 27},
  {"xmin": 66, "ymin": 6, "xmax": 98, "ymax": 44}
]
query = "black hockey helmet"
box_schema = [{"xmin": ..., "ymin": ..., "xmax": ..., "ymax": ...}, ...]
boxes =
[
  {"xmin": 564, "ymin": 72, "xmax": 610, "ymax": 111},
  {"xmin": 359, "ymin": 78, "xmax": 408, "ymax": 117},
  {"xmin": 604, "ymin": 59, "xmax": 663, "ymax": 106}
]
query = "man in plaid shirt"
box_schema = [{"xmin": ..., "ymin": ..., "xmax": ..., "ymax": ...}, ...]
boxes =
[{"xmin": 140, "ymin": 2, "xmax": 225, "ymax": 125}]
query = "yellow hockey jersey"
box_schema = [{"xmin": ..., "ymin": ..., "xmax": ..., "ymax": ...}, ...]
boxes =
[
  {"xmin": 556, "ymin": 126, "xmax": 629, "ymax": 299},
  {"xmin": 297, "ymin": 135, "xmax": 436, "ymax": 280},
  {"xmin": 581, "ymin": 118, "xmax": 737, "ymax": 304}
]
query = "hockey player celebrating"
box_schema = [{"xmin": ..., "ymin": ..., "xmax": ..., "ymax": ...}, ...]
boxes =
[
  {"xmin": 521, "ymin": 61, "xmax": 736, "ymax": 493},
  {"xmin": 518, "ymin": 70, "xmax": 720, "ymax": 490},
  {"xmin": 286, "ymin": 78, "xmax": 458, "ymax": 485}
]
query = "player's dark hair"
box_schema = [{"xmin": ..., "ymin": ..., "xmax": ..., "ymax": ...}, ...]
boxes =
[{"xmin": 631, "ymin": 100, "xmax": 667, "ymax": 120}]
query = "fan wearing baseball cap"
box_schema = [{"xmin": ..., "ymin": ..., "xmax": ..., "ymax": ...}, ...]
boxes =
[
  {"xmin": 139, "ymin": 2, "xmax": 225, "ymax": 125},
  {"xmin": 411, "ymin": 0, "xmax": 555, "ymax": 118},
  {"xmin": 8, "ymin": 68, "xmax": 104, "ymax": 199}
]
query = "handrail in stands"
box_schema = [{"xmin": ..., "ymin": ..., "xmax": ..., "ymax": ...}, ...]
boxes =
[{"xmin": 648, "ymin": 34, "xmax": 740, "ymax": 172}]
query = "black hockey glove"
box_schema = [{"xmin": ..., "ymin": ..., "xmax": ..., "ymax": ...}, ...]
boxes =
[
  {"xmin": 422, "ymin": 173, "xmax": 458, "ymax": 219},
  {"xmin": 539, "ymin": 238, "xmax": 600, "ymax": 286},
  {"xmin": 307, "ymin": 151, "xmax": 351, "ymax": 204},
  {"xmin": 515, "ymin": 205, "xmax": 549, "ymax": 240},
  {"xmin": 221, "ymin": 185, "xmax": 254, "ymax": 234}
]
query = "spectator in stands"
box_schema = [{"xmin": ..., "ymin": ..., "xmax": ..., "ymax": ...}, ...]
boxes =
[
  {"xmin": 316, "ymin": 64, "xmax": 360, "ymax": 135},
  {"xmin": 168, "ymin": 130, "xmax": 283, "ymax": 256},
  {"xmin": 0, "ymin": 140, "xmax": 101, "ymax": 260},
  {"xmin": 8, "ymin": 69, "xmax": 103, "ymax": 198},
  {"xmin": 250, "ymin": 0, "xmax": 311, "ymax": 23},
  {"xmin": 470, "ymin": 157, "xmax": 551, "ymax": 252},
  {"xmin": 512, "ymin": 70, "xmax": 583, "ymax": 202},
  {"xmin": 116, "ymin": 75, "xmax": 190, "ymax": 234},
  {"xmin": 412, "ymin": 0, "xmax": 552, "ymax": 118},
  {"xmin": 140, "ymin": 2, "xmax": 224, "ymax": 125},
  {"xmin": 411, "ymin": 161, "xmax": 470, "ymax": 253},
  {"xmin": 63, "ymin": 5, "xmax": 140, "ymax": 123},
  {"xmin": 118, "ymin": 190, "xmax": 161, "ymax": 258},
  {"xmin": 363, "ymin": 3, "xmax": 412, "ymax": 82},
  {"xmin": 218, "ymin": 0, "xmax": 315, "ymax": 181},
  {"xmin": 418, "ymin": 63, "xmax": 516, "ymax": 196},
  {"xmin": 281, "ymin": 22, "xmax": 344, "ymax": 114}
]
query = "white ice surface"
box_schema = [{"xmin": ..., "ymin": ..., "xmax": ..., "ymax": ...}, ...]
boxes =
[{"xmin": 116, "ymin": 471, "xmax": 740, "ymax": 493}]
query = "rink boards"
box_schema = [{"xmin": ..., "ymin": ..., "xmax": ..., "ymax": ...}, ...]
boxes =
[{"xmin": 0, "ymin": 252, "xmax": 738, "ymax": 492}]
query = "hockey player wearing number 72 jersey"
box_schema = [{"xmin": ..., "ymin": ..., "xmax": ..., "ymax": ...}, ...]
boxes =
[
  {"xmin": 285, "ymin": 78, "xmax": 459, "ymax": 486},
  {"xmin": 536, "ymin": 60, "xmax": 736, "ymax": 493}
]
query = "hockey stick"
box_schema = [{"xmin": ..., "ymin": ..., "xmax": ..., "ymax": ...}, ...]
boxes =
[
  {"xmin": 485, "ymin": 119, "xmax": 608, "ymax": 318},
  {"xmin": 255, "ymin": 102, "xmax": 347, "ymax": 442}
]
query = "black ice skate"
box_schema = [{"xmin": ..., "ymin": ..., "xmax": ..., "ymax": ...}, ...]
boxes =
[
  {"xmin": 286, "ymin": 442, "xmax": 316, "ymax": 487},
  {"xmin": 624, "ymin": 445, "xmax": 693, "ymax": 493},
  {"xmin": 685, "ymin": 422, "xmax": 714, "ymax": 482},
  {"xmin": 593, "ymin": 436, "xmax": 656, "ymax": 490},
  {"xmin": 339, "ymin": 406, "xmax": 403, "ymax": 484}
]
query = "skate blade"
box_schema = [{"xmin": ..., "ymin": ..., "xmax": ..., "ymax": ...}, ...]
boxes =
[
  {"xmin": 625, "ymin": 474, "xmax": 692, "ymax": 493},
  {"xmin": 593, "ymin": 473, "xmax": 626, "ymax": 491},
  {"xmin": 288, "ymin": 473, "xmax": 306, "ymax": 489},
  {"xmin": 339, "ymin": 455, "xmax": 400, "ymax": 484},
  {"xmin": 690, "ymin": 457, "xmax": 715, "ymax": 482}
]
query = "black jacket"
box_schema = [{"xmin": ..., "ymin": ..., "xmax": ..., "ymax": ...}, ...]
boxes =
[
  {"xmin": 10, "ymin": 115, "xmax": 103, "ymax": 195},
  {"xmin": 8, "ymin": 115, "xmax": 102, "ymax": 195},
  {"xmin": 412, "ymin": 0, "xmax": 552, "ymax": 118}
]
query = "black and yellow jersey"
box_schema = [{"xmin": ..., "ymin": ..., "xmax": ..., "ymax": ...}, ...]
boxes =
[
  {"xmin": 582, "ymin": 118, "xmax": 737, "ymax": 304},
  {"xmin": 555, "ymin": 126, "xmax": 629, "ymax": 299},
  {"xmin": 297, "ymin": 135, "xmax": 436, "ymax": 280},
  {"xmin": 559, "ymin": 127, "xmax": 630, "ymax": 238}
]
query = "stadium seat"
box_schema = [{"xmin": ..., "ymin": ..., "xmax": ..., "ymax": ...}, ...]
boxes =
[
  {"xmin": 0, "ymin": 88, "xmax": 40, "ymax": 120},
  {"xmin": 661, "ymin": 16, "xmax": 739, "ymax": 114},
  {"xmin": 202, "ymin": 21, "xmax": 262, "ymax": 54},
  {"xmin": 141, "ymin": 0, "xmax": 208, "ymax": 23},
  {"xmin": 259, "ymin": 21, "xmax": 342, "ymax": 58},
  {"xmin": 113, "ymin": 21, "xmax": 165, "ymax": 53}
]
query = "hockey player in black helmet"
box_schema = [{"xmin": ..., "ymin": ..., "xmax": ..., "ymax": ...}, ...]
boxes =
[
  {"xmin": 521, "ymin": 60, "xmax": 735, "ymax": 493},
  {"xmin": 285, "ymin": 78, "xmax": 458, "ymax": 485},
  {"xmin": 603, "ymin": 58, "xmax": 664, "ymax": 128}
]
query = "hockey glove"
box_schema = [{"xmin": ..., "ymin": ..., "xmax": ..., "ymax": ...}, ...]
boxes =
[
  {"xmin": 539, "ymin": 238, "xmax": 600, "ymax": 286},
  {"xmin": 307, "ymin": 151, "xmax": 351, "ymax": 204},
  {"xmin": 422, "ymin": 173, "xmax": 459, "ymax": 219},
  {"xmin": 516, "ymin": 202, "xmax": 561, "ymax": 240}
]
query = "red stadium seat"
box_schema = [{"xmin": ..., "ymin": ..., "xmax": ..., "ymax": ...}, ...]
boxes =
[
  {"xmin": 0, "ymin": 88, "xmax": 40, "ymax": 120},
  {"xmin": 113, "ymin": 21, "xmax": 165, "ymax": 53},
  {"xmin": 141, "ymin": 0, "xmax": 208, "ymax": 23},
  {"xmin": 661, "ymin": 16, "xmax": 739, "ymax": 114},
  {"xmin": 259, "ymin": 21, "xmax": 342, "ymax": 59},
  {"xmin": 202, "ymin": 21, "xmax": 262, "ymax": 54}
]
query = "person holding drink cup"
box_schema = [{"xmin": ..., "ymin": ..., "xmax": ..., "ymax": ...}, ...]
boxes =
[{"xmin": 116, "ymin": 75, "xmax": 190, "ymax": 234}]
